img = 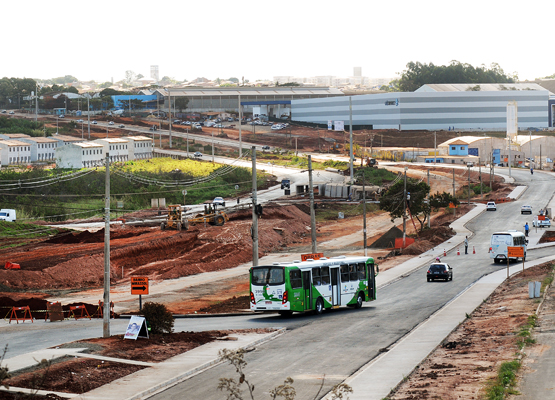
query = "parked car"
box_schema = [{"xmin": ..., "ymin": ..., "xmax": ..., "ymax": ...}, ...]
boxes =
[
  {"xmin": 8, "ymin": 111, "xmax": 14, "ymax": 114},
  {"xmin": 59, "ymin": 114, "xmax": 65, "ymax": 118},
  {"xmin": 92, "ymin": 121, "xmax": 98, "ymax": 125},
  {"xmin": 193, "ymin": 151, "xmax": 202, "ymax": 157},
  {"xmin": 228, "ymin": 118, "xmax": 234, "ymax": 122},
  {"xmin": 76, "ymin": 119, "xmax": 84, "ymax": 123},
  {"xmin": 427, "ymin": 263, "xmax": 453, "ymax": 282},
  {"xmin": 533, "ymin": 216, "xmax": 551, "ymax": 228},
  {"xmin": 213, "ymin": 197, "xmax": 226, "ymax": 207},
  {"xmin": 149, "ymin": 126, "xmax": 157, "ymax": 131},
  {"xmin": 1, "ymin": 110, "xmax": 7, "ymax": 113},
  {"xmin": 521, "ymin": 205, "xmax": 533, "ymax": 215},
  {"xmin": 262, "ymin": 145, "xmax": 270, "ymax": 150},
  {"xmin": 486, "ymin": 202, "xmax": 497, "ymax": 211},
  {"xmin": 119, "ymin": 124, "xmax": 125, "ymax": 128},
  {"xmin": 213, "ymin": 123, "xmax": 224, "ymax": 128},
  {"xmin": 108, "ymin": 121, "xmax": 114, "ymax": 125}
]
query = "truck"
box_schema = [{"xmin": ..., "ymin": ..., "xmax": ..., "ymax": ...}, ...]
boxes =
[
  {"xmin": 161, "ymin": 204, "xmax": 229, "ymax": 231},
  {"xmin": 0, "ymin": 209, "xmax": 16, "ymax": 222}
]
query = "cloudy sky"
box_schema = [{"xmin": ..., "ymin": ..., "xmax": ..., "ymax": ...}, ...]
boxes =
[{"xmin": 3, "ymin": 0, "xmax": 554, "ymax": 84}]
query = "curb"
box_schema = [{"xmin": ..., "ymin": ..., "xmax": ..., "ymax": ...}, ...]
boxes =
[{"xmin": 128, "ymin": 327, "xmax": 286, "ymax": 400}]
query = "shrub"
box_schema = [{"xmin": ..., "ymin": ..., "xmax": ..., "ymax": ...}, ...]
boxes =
[{"xmin": 140, "ymin": 302, "xmax": 174, "ymax": 334}]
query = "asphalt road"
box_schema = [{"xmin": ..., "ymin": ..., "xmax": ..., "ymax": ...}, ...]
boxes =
[{"xmin": 148, "ymin": 168, "xmax": 555, "ymax": 399}]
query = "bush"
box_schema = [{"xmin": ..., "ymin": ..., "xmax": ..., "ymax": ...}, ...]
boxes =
[{"xmin": 140, "ymin": 302, "xmax": 174, "ymax": 334}]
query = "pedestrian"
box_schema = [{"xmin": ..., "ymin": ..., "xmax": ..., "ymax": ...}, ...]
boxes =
[
  {"xmin": 464, "ymin": 236, "xmax": 469, "ymax": 254},
  {"xmin": 531, "ymin": 168, "xmax": 534, "ymax": 175},
  {"xmin": 524, "ymin": 222, "xmax": 529, "ymax": 237}
]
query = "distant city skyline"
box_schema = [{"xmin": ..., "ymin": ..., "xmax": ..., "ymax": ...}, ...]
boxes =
[{"xmin": 3, "ymin": 0, "xmax": 554, "ymax": 84}]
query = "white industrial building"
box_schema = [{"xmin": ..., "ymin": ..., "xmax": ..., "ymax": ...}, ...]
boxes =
[
  {"xmin": 292, "ymin": 84, "xmax": 553, "ymax": 131},
  {"xmin": 126, "ymin": 136, "xmax": 154, "ymax": 160},
  {"xmin": 55, "ymin": 142, "xmax": 105, "ymax": 169},
  {"xmin": 18, "ymin": 137, "xmax": 58, "ymax": 163},
  {"xmin": 92, "ymin": 138, "xmax": 130, "ymax": 163},
  {"xmin": 0, "ymin": 140, "xmax": 32, "ymax": 166}
]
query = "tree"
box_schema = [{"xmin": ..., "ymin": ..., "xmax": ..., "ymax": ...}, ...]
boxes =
[
  {"xmin": 228, "ymin": 77, "xmax": 239, "ymax": 83},
  {"xmin": 125, "ymin": 70, "xmax": 136, "ymax": 84},
  {"xmin": 429, "ymin": 192, "xmax": 459, "ymax": 211},
  {"xmin": 379, "ymin": 179, "xmax": 431, "ymax": 231},
  {"xmin": 51, "ymin": 75, "xmax": 78, "ymax": 85},
  {"xmin": 136, "ymin": 74, "xmax": 144, "ymax": 80},
  {"xmin": 389, "ymin": 61, "xmax": 516, "ymax": 92},
  {"xmin": 174, "ymin": 97, "xmax": 189, "ymax": 112},
  {"xmin": 100, "ymin": 88, "xmax": 122, "ymax": 97}
]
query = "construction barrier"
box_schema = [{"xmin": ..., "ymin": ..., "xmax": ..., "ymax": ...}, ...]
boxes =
[
  {"xmin": 4, "ymin": 261, "xmax": 20, "ymax": 270},
  {"xmin": 69, "ymin": 305, "xmax": 91, "ymax": 320},
  {"xmin": 9, "ymin": 306, "xmax": 33, "ymax": 324},
  {"xmin": 394, "ymin": 237, "xmax": 415, "ymax": 249}
]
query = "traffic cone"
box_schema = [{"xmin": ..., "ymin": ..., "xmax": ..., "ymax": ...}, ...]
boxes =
[
  {"xmin": 457, "ymin": 248, "xmax": 460, "ymax": 256},
  {"xmin": 443, "ymin": 249, "xmax": 446, "ymax": 257},
  {"xmin": 473, "ymin": 246, "xmax": 476, "ymax": 254}
]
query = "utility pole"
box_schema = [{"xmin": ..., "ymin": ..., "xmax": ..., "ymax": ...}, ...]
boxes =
[
  {"xmin": 452, "ymin": 168, "xmax": 456, "ymax": 218},
  {"xmin": 251, "ymin": 147, "xmax": 258, "ymax": 267},
  {"xmin": 363, "ymin": 172, "xmax": 367, "ymax": 256},
  {"xmin": 479, "ymin": 162, "xmax": 482, "ymax": 198},
  {"xmin": 427, "ymin": 169, "xmax": 430, "ymax": 229},
  {"xmin": 238, "ymin": 94, "xmax": 242, "ymax": 157},
  {"xmin": 508, "ymin": 136, "xmax": 512, "ymax": 177},
  {"xmin": 349, "ymin": 97, "xmax": 354, "ymax": 184},
  {"xmin": 87, "ymin": 96, "xmax": 90, "ymax": 139},
  {"xmin": 403, "ymin": 167, "xmax": 407, "ymax": 248},
  {"xmin": 308, "ymin": 156, "xmax": 317, "ymax": 253},
  {"xmin": 467, "ymin": 163, "xmax": 471, "ymax": 205},
  {"xmin": 529, "ymin": 130, "xmax": 532, "ymax": 171},
  {"xmin": 434, "ymin": 131, "xmax": 437, "ymax": 164},
  {"xmin": 212, "ymin": 129, "xmax": 215, "ymax": 163},
  {"xmin": 103, "ymin": 152, "xmax": 111, "ymax": 338},
  {"xmin": 168, "ymin": 90, "xmax": 172, "ymax": 149}
]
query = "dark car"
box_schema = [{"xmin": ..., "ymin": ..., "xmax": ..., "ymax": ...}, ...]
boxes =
[
  {"xmin": 427, "ymin": 263, "xmax": 453, "ymax": 282},
  {"xmin": 262, "ymin": 145, "xmax": 270, "ymax": 150}
]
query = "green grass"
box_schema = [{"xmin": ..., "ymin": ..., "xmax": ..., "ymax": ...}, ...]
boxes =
[
  {"xmin": 484, "ymin": 360, "xmax": 521, "ymax": 400},
  {"xmin": 315, "ymin": 202, "xmax": 380, "ymax": 222},
  {"xmin": 0, "ymin": 220, "xmax": 64, "ymax": 240}
]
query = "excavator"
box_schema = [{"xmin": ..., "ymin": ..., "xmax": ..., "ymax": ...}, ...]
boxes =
[{"xmin": 161, "ymin": 204, "xmax": 229, "ymax": 231}]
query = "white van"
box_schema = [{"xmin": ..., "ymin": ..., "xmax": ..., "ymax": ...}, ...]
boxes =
[
  {"xmin": 489, "ymin": 230, "xmax": 527, "ymax": 263},
  {"xmin": 0, "ymin": 209, "xmax": 16, "ymax": 222}
]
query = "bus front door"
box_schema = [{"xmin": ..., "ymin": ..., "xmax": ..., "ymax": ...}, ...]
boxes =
[
  {"xmin": 302, "ymin": 271, "xmax": 312, "ymax": 311},
  {"xmin": 331, "ymin": 267, "xmax": 340, "ymax": 306},
  {"xmin": 368, "ymin": 263, "xmax": 375, "ymax": 300}
]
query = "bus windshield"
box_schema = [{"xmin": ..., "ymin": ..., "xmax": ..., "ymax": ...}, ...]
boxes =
[
  {"xmin": 251, "ymin": 267, "xmax": 285, "ymax": 285},
  {"xmin": 491, "ymin": 234, "xmax": 512, "ymax": 246}
]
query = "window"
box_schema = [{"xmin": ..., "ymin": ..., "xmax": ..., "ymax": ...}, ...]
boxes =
[
  {"xmin": 349, "ymin": 264, "xmax": 358, "ymax": 281},
  {"xmin": 357, "ymin": 263, "xmax": 367, "ymax": 280},
  {"xmin": 451, "ymin": 146, "xmax": 455, "ymax": 151},
  {"xmin": 289, "ymin": 269, "xmax": 302, "ymax": 288},
  {"xmin": 460, "ymin": 146, "xmax": 464, "ymax": 150},
  {"xmin": 321, "ymin": 267, "xmax": 330, "ymax": 285},
  {"xmin": 312, "ymin": 267, "xmax": 321, "ymax": 286},
  {"xmin": 341, "ymin": 264, "xmax": 349, "ymax": 282}
]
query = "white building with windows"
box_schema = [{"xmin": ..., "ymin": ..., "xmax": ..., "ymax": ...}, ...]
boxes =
[
  {"xmin": 0, "ymin": 140, "xmax": 32, "ymax": 166},
  {"xmin": 50, "ymin": 134, "xmax": 86, "ymax": 146},
  {"xmin": 126, "ymin": 136, "xmax": 153, "ymax": 160},
  {"xmin": 18, "ymin": 137, "xmax": 59, "ymax": 163},
  {"xmin": 92, "ymin": 138, "xmax": 129, "ymax": 163},
  {"xmin": 55, "ymin": 142, "xmax": 104, "ymax": 169}
]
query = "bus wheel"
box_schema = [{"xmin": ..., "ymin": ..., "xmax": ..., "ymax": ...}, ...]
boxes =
[
  {"xmin": 314, "ymin": 298, "xmax": 324, "ymax": 315},
  {"xmin": 279, "ymin": 311, "xmax": 292, "ymax": 318},
  {"xmin": 355, "ymin": 293, "xmax": 364, "ymax": 309}
]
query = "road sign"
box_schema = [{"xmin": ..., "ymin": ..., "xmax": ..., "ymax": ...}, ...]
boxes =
[
  {"xmin": 538, "ymin": 215, "xmax": 545, "ymax": 221},
  {"xmin": 507, "ymin": 246, "xmax": 524, "ymax": 258},
  {"xmin": 182, "ymin": 190, "xmax": 187, "ymax": 196},
  {"xmin": 131, "ymin": 276, "xmax": 149, "ymax": 295},
  {"xmin": 301, "ymin": 253, "xmax": 324, "ymax": 261}
]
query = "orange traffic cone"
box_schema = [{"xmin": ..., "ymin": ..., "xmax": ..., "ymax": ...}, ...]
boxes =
[
  {"xmin": 473, "ymin": 246, "xmax": 476, "ymax": 254},
  {"xmin": 443, "ymin": 249, "xmax": 446, "ymax": 257},
  {"xmin": 457, "ymin": 248, "xmax": 460, "ymax": 256}
]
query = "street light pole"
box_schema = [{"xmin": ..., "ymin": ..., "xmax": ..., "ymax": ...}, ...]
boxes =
[{"xmin": 87, "ymin": 96, "xmax": 90, "ymax": 139}]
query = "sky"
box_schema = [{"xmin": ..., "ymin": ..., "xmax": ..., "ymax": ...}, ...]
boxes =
[{"xmin": 3, "ymin": 0, "xmax": 554, "ymax": 84}]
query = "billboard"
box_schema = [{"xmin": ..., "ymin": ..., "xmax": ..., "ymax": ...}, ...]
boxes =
[
  {"xmin": 507, "ymin": 101, "xmax": 518, "ymax": 140},
  {"xmin": 334, "ymin": 121, "xmax": 344, "ymax": 131},
  {"xmin": 328, "ymin": 120, "xmax": 333, "ymax": 131}
]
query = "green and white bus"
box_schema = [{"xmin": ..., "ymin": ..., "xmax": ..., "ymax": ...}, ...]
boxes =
[{"xmin": 249, "ymin": 255, "xmax": 378, "ymax": 316}]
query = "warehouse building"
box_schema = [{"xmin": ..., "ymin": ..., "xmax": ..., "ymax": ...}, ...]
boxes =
[{"xmin": 292, "ymin": 84, "xmax": 553, "ymax": 131}]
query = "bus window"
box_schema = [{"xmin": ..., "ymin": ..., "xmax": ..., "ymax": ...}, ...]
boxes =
[
  {"xmin": 290, "ymin": 269, "xmax": 302, "ymax": 289},
  {"xmin": 269, "ymin": 268, "xmax": 285, "ymax": 284},
  {"xmin": 252, "ymin": 269, "xmax": 267, "ymax": 285},
  {"xmin": 312, "ymin": 267, "xmax": 321, "ymax": 286},
  {"xmin": 341, "ymin": 264, "xmax": 350, "ymax": 281},
  {"xmin": 252, "ymin": 267, "xmax": 284, "ymax": 285},
  {"xmin": 357, "ymin": 263, "xmax": 367, "ymax": 280},
  {"xmin": 349, "ymin": 264, "xmax": 358, "ymax": 281},
  {"xmin": 321, "ymin": 267, "xmax": 330, "ymax": 285}
]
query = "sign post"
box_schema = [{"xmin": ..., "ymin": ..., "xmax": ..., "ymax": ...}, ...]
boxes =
[
  {"xmin": 131, "ymin": 276, "xmax": 149, "ymax": 310},
  {"xmin": 507, "ymin": 246, "xmax": 525, "ymax": 277}
]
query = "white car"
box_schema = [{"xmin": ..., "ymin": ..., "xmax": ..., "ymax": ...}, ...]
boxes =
[
  {"xmin": 521, "ymin": 205, "xmax": 533, "ymax": 215},
  {"xmin": 533, "ymin": 216, "xmax": 551, "ymax": 228},
  {"xmin": 213, "ymin": 197, "xmax": 226, "ymax": 207},
  {"xmin": 486, "ymin": 202, "xmax": 497, "ymax": 211},
  {"xmin": 108, "ymin": 121, "xmax": 114, "ymax": 125},
  {"xmin": 76, "ymin": 119, "xmax": 84, "ymax": 123},
  {"xmin": 92, "ymin": 121, "xmax": 98, "ymax": 125}
]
